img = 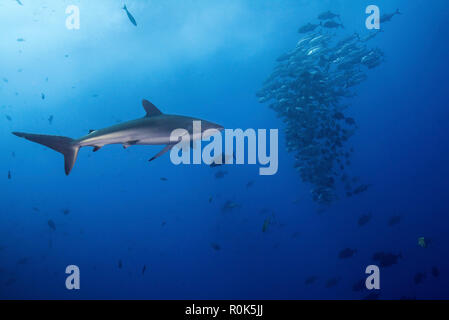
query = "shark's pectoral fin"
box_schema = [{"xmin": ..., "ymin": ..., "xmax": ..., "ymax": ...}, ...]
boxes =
[
  {"xmin": 123, "ymin": 140, "xmax": 139, "ymax": 149},
  {"xmin": 142, "ymin": 99, "xmax": 163, "ymax": 117},
  {"xmin": 93, "ymin": 146, "xmax": 102, "ymax": 152},
  {"xmin": 149, "ymin": 145, "xmax": 173, "ymax": 162},
  {"xmin": 178, "ymin": 139, "xmax": 197, "ymax": 150}
]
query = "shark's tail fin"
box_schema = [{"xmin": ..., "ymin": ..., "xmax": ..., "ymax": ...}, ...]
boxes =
[
  {"xmin": 12, "ymin": 132, "xmax": 80, "ymax": 175},
  {"xmin": 123, "ymin": 4, "xmax": 127, "ymax": 10},
  {"xmin": 396, "ymin": 8, "xmax": 401, "ymax": 14}
]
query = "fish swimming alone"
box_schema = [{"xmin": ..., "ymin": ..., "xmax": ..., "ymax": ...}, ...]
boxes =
[
  {"xmin": 318, "ymin": 11, "xmax": 340, "ymax": 20},
  {"xmin": 12, "ymin": 99, "xmax": 224, "ymax": 175},
  {"xmin": 380, "ymin": 9, "xmax": 401, "ymax": 23},
  {"xmin": 123, "ymin": 5, "xmax": 137, "ymax": 26}
]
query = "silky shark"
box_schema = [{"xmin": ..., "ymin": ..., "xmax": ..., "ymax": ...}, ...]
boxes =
[{"xmin": 12, "ymin": 99, "xmax": 224, "ymax": 175}]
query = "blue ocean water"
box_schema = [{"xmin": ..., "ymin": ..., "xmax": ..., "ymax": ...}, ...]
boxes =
[{"xmin": 1, "ymin": 0, "xmax": 449, "ymax": 299}]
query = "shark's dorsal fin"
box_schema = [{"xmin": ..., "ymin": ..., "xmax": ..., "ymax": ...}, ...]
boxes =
[{"xmin": 142, "ymin": 99, "xmax": 162, "ymax": 117}]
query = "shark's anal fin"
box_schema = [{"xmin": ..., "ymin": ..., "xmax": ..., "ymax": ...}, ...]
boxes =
[
  {"xmin": 123, "ymin": 140, "xmax": 139, "ymax": 149},
  {"xmin": 149, "ymin": 145, "xmax": 173, "ymax": 162},
  {"xmin": 142, "ymin": 99, "xmax": 163, "ymax": 117}
]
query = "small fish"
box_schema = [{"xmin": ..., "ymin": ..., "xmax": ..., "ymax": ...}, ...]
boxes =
[
  {"xmin": 32, "ymin": 207, "xmax": 39, "ymax": 212},
  {"xmin": 318, "ymin": 10, "xmax": 340, "ymax": 20},
  {"xmin": 5, "ymin": 115, "xmax": 12, "ymax": 121},
  {"xmin": 372, "ymin": 252, "xmax": 402, "ymax": 267},
  {"xmin": 16, "ymin": 0, "xmax": 23, "ymax": 5},
  {"xmin": 48, "ymin": 115, "xmax": 53, "ymax": 124},
  {"xmin": 161, "ymin": 221, "xmax": 166, "ymax": 227},
  {"xmin": 17, "ymin": 257, "xmax": 28, "ymax": 264},
  {"xmin": 211, "ymin": 243, "xmax": 221, "ymax": 251},
  {"xmin": 62, "ymin": 209, "xmax": 70, "ymax": 215},
  {"xmin": 333, "ymin": 112, "xmax": 344, "ymax": 120},
  {"xmin": 325, "ymin": 277, "xmax": 339, "ymax": 288},
  {"xmin": 431, "ymin": 266, "xmax": 440, "ymax": 278},
  {"xmin": 118, "ymin": 259, "xmax": 123, "ymax": 269},
  {"xmin": 2, "ymin": 78, "xmax": 8, "ymax": 83},
  {"xmin": 418, "ymin": 237, "xmax": 427, "ymax": 248},
  {"xmin": 304, "ymin": 276, "xmax": 317, "ymax": 285},
  {"xmin": 160, "ymin": 177, "xmax": 168, "ymax": 181},
  {"xmin": 352, "ymin": 183, "xmax": 370, "ymax": 195},
  {"xmin": 221, "ymin": 200, "xmax": 240, "ymax": 212},
  {"xmin": 322, "ymin": 21, "xmax": 344, "ymax": 29},
  {"xmin": 47, "ymin": 219, "xmax": 56, "ymax": 231},
  {"xmin": 210, "ymin": 153, "xmax": 232, "ymax": 167},
  {"xmin": 388, "ymin": 215, "xmax": 401, "ymax": 226},
  {"xmin": 5, "ymin": 278, "xmax": 16, "ymax": 286},
  {"xmin": 352, "ymin": 279, "xmax": 365, "ymax": 292},
  {"xmin": 262, "ymin": 218, "xmax": 270, "ymax": 232},
  {"xmin": 414, "ymin": 272, "xmax": 426, "ymax": 284},
  {"xmin": 380, "ymin": 9, "xmax": 401, "ymax": 23},
  {"xmin": 41, "ymin": 93, "xmax": 45, "ymax": 100},
  {"xmin": 142, "ymin": 265, "xmax": 146, "ymax": 275},
  {"xmin": 298, "ymin": 23, "xmax": 320, "ymax": 34},
  {"xmin": 246, "ymin": 180, "xmax": 255, "ymax": 188},
  {"xmin": 338, "ymin": 248, "xmax": 356, "ymax": 259},
  {"xmin": 8, "ymin": 170, "xmax": 11, "ymax": 180},
  {"xmin": 357, "ymin": 213, "xmax": 372, "ymax": 226},
  {"xmin": 214, "ymin": 170, "xmax": 228, "ymax": 179},
  {"xmin": 292, "ymin": 231, "xmax": 300, "ymax": 238},
  {"xmin": 123, "ymin": 5, "xmax": 137, "ymax": 26},
  {"xmin": 17, "ymin": 38, "xmax": 25, "ymax": 42},
  {"xmin": 345, "ymin": 117, "xmax": 356, "ymax": 125}
]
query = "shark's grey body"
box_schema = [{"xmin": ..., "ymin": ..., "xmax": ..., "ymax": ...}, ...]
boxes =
[{"xmin": 12, "ymin": 99, "xmax": 223, "ymax": 175}]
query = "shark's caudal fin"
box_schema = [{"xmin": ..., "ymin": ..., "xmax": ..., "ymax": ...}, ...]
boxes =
[{"xmin": 12, "ymin": 132, "xmax": 80, "ymax": 175}]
